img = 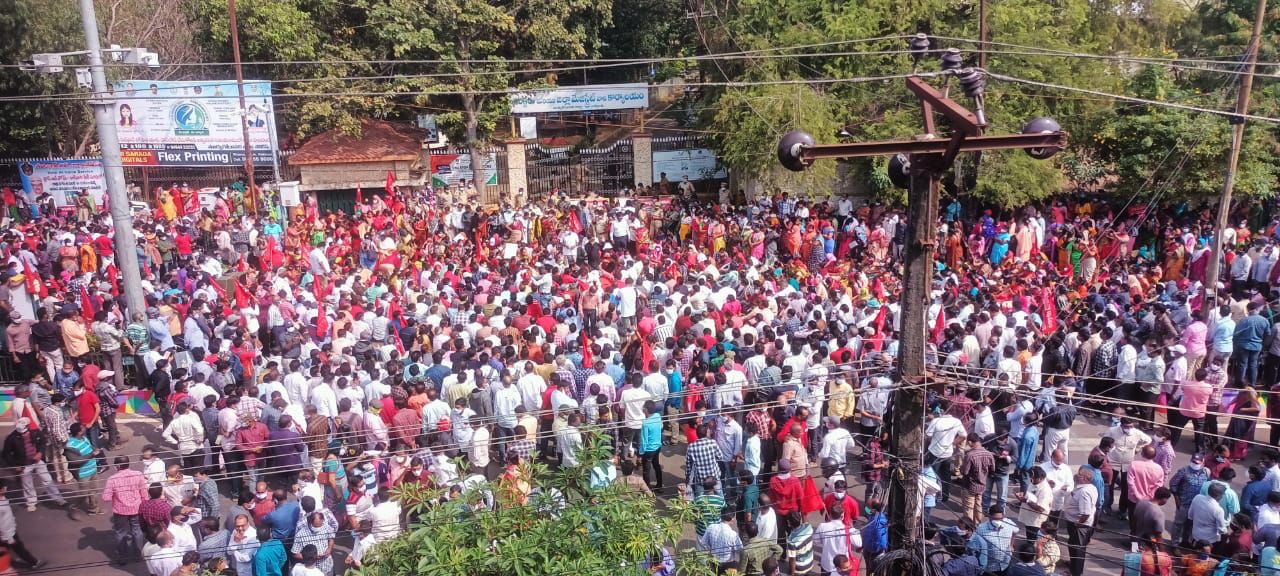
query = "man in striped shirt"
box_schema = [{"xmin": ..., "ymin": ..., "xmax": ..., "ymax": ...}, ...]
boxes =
[{"xmin": 785, "ymin": 510, "xmax": 815, "ymax": 575}]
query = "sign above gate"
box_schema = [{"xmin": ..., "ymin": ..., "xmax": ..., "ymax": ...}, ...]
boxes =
[{"xmin": 509, "ymin": 83, "xmax": 649, "ymax": 114}]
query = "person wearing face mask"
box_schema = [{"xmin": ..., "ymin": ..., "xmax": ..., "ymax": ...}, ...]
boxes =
[
  {"xmin": 1171, "ymin": 454, "xmax": 1212, "ymax": 546},
  {"xmin": 250, "ymin": 481, "xmax": 276, "ymax": 526},
  {"xmin": 1103, "ymin": 417, "xmax": 1151, "ymax": 522},
  {"xmin": 822, "ymin": 480, "xmax": 858, "ymax": 527}
]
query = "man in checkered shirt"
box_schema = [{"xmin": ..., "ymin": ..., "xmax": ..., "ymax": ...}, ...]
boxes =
[{"xmin": 685, "ymin": 423, "xmax": 722, "ymax": 497}]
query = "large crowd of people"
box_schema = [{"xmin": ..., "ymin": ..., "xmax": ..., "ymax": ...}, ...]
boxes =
[{"xmin": 0, "ymin": 176, "xmax": 1279, "ymax": 576}]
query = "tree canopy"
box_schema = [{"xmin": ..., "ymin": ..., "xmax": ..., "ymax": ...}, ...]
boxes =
[{"xmin": 355, "ymin": 434, "xmax": 715, "ymax": 576}]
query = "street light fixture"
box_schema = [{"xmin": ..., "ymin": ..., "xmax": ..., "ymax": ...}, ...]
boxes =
[{"xmin": 21, "ymin": 0, "xmax": 156, "ymax": 319}]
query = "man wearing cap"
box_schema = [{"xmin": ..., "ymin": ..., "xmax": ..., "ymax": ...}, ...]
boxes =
[{"xmin": 1, "ymin": 418, "xmax": 68, "ymax": 512}]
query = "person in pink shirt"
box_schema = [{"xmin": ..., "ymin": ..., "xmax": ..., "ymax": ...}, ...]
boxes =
[
  {"xmin": 100, "ymin": 455, "xmax": 149, "ymax": 564},
  {"xmin": 1180, "ymin": 310, "xmax": 1209, "ymax": 375},
  {"xmin": 1127, "ymin": 446, "xmax": 1166, "ymax": 535},
  {"xmin": 1170, "ymin": 367, "xmax": 1213, "ymax": 453}
]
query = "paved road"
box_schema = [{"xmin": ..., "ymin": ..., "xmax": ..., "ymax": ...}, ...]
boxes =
[{"xmin": 2, "ymin": 411, "xmax": 1237, "ymax": 575}]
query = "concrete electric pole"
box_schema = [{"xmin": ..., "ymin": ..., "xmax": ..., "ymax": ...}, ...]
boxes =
[
  {"xmin": 22, "ymin": 0, "xmax": 159, "ymax": 318},
  {"xmin": 78, "ymin": 0, "xmax": 148, "ymax": 317},
  {"xmin": 1201, "ymin": 0, "xmax": 1267, "ymax": 309},
  {"xmin": 777, "ymin": 34, "xmax": 1066, "ymax": 558}
]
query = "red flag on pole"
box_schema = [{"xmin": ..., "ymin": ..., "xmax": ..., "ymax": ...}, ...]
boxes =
[
  {"xmin": 580, "ymin": 329, "xmax": 594, "ymax": 368},
  {"xmin": 105, "ymin": 264, "xmax": 120, "ymax": 297},
  {"xmin": 209, "ymin": 279, "xmax": 227, "ymax": 302},
  {"xmin": 80, "ymin": 286, "xmax": 96, "ymax": 324},
  {"xmin": 234, "ymin": 281, "xmax": 251, "ymax": 310},
  {"xmin": 1041, "ymin": 288, "xmax": 1058, "ymax": 333},
  {"xmin": 384, "ymin": 170, "xmax": 396, "ymax": 196},
  {"xmin": 930, "ymin": 305, "xmax": 947, "ymax": 345},
  {"xmin": 22, "ymin": 262, "xmax": 46, "ymax": 299},
  {"xmin": 315, "ymin": 305, "xmax": 328, "ymax": 341}
]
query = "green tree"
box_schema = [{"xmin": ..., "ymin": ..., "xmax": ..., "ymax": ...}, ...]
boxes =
[
  {"xmin": 358, "ymin": 0, "xmax": 612, "ymax": 172},
  {"xmin": 1091, "ymin": 65, "xmax": 1278, "ymax": 200},
  {"xmin": 195, "ymin": 0, "xmax": 391, "ymax": 139},
  {"xmin": 0, "ymin": 0, "xmax": 94, "ymax": 156},
  {"xmin": 356, "ymin": 434, "xmax": 715, "ymax": 576}
]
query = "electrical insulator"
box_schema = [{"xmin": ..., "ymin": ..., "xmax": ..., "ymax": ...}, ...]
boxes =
[
  {"xmin": 958, "ymin": 68, "xmax": 986, "ymax": 98},
  {"xmin": 909, "ymin": 33, "xmax": 931, "ymax": 56},
  {"xmin": 940, "ymin": 48, "xmax": 963, "ymax": 72}
]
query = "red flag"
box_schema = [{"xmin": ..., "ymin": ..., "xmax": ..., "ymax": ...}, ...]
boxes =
[
  {"xmin": 234, "ymin": 281, "xmax": 251, "ymax": 310},
  {"xmin": 1041, "ymin": 288, "xmax": 1058, "ymax": 333},
  {"xmin": 356, "ymin": 185, "xmax": 363, "ymax": 205},
  {"xmin": 209, "ymin": 279, "xmax": 227, "ymax": 302},
  {"xmin": 315, "ymin": 305, "xmax": 328, "ymax": 341},
  {"xmin": 930, "ymin": 305, "xmax": 947, "ymax": 345},
  {"xmin": 872, "ymin": 278, "xmax": 886, "ymax": 301},
  {"xmin": 80, "ymin": 286, "xmax": 96, "ymax": 323},
  {"xmin": 22, "ymin": 262, "xmax": 45, "ymax": 299},
  {"xmin": 872, "ymin": 304, "xmax": 888, "ymax": 341},
  {"xmin": 580, "ymin": 329, "xmax": 594, "ymax": 368},
  {"xmin": 384, "ymin": 170, "xmax": 396, "ymax": 196},
  {"xmin": 313, "ymin": 276, "xmax": 329, "ymax": 301},
  {"xmin": 237, "ymin": 254, "xmax": 248, "ymax": 273},
  {"xmin": 105, "ymin": 264, "xmax": 120, "ymax": 298}
]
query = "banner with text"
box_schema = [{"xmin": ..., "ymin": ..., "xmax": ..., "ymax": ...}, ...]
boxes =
[
  {"xmin": 16, "ymin": 159, "xmax": 107, "ymax": 207},
  {"xmin": 112, "ymin": 79, "xmax": 277, "ymax": 166},
  {"xmin": 509, "ymin": 83, "xmax": 649, "ymax": 114},
  {"xmin": 652, "ymin": 148, "xmax": 727, "ymax": 182},
  {"xmin": 430, "ymin": 153, "xmax": 499, "ymax": 188}
]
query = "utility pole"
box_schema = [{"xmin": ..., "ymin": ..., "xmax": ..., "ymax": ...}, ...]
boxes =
[
  {"xmin": 1202, "ymin": 0, "xmax": 1267, "ymax": 309},
  {"xmin": 228, "ymin": 0, "xmax": 258, "ymax": 216},
  {"xmin": 78, "ymin": 0, "xmax": 148, "ymax": 318},
  {"xmin": 978, "ymin": 0, "xmax": 989, "ymax": 69},
  {"xmin": 777, "ymin": 36, "xmax": 1066, "ymax": 554}
]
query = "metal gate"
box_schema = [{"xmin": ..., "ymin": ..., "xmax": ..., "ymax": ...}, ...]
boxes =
[{"xmin": 525, "ymin": 139, "xmax": 634, "ymax": 199}]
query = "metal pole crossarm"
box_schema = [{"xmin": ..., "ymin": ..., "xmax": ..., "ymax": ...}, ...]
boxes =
[
  {"xmin": 905, "ymin": 76, "xmax": 984, "ymax": 133},
  {"xmin": 792, "ymin": 132, "xmax": 1067, "ymax": 164}
]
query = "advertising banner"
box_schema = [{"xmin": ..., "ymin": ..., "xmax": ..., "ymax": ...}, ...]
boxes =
[
  {"xmin": 509, "ymin": 83, "xmax": 649, "ymax": 114},
  {"xmin": 652, "ymin": 148, "xmax": 727, "ymax": 182},
  {"xmin": 431, "ymin": 153, "xmax": 499, "ymax": 188},
  {"xmin": 16, "ymin": 159, "xmax": 107, "ymax": 207},
  {"xmin": 111, "ymin": 79, "xmax": 277, "ymax": 166}
]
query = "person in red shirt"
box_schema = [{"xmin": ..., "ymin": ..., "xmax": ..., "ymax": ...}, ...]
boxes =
[
  {"xmin": 823, "ymin": 479, "xmax": 860, "ymax": 527},
  {"xmin": 768, "ymin": 457, "xmax": 803, "ymax": 535},
  {"xmin": 73, "ymin": 378, "xmax": 100, "ymax": 439},
  {"xmin": 775, "ymin": 406, "xmax": 810, "ymax": 449},
  {"xmin": 234, "ymin": 414, "xmax": 269, "ymax": 493}
]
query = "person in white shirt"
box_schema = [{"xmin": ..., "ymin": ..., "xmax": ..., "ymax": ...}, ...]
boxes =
[
  {"xmin": 467, "ymin": 417, "xmax": 491, "ymax": 470},
  {"xmin": 1039, "ymin": 449, "xmax": 1073, "ymax": 515},
  {"xmin": 557, "ymin": 413, "xmax": 585, "ymax": 468},
  {"xmin": 516, "ymin": 363, "xmax": 547, "ymax": 412},
  {"xmin": 144, "ymin": 532, "xmax": 183, "ymax": 576},
  {"xmin": 283, "ymin": 363, "xmax": 310, "ymax": 407},
  {"xmin": 925, "ymin": 402, "xmax": 964, "ymax": 502},
  {"xmin": 619, "ymin": 375, "xmax": 653, "ymax": 460},
  {"xmin": 817, "ymin": 417, "xmax": 854, "ymax": 471},
  {"xmin": 815, "ymin": 505, "xmax": 858, "ymax": 574},
  {"xmin": 972, "ymin": 400, "xmax": 996, "ymax": 439},
  {"xmin": 308, "ymin": 381, "xmax": 338, "ymax": 419},
  {"xmin": 167, "ymin": 506, "xmax": 202, "ymax": 554},
  {"xmin": 450, "ymin": 399, "xmax": 476, "ymax": 451}
]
